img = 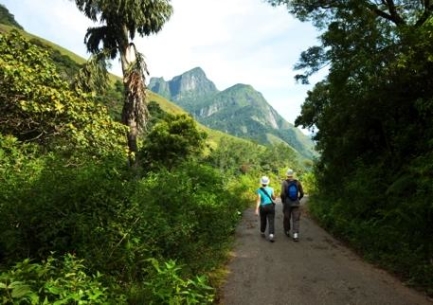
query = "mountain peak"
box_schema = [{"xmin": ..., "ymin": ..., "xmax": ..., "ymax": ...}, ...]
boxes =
[
  {"xmin": 226, "ymin": 83, "xmax": 254, "ymax": 91},
  {"xmin": 148, "ymin": 67, "xmax": 218, "ymax": 102},
  {"xmin": 184, "ymin": 66, "xmax": 206, "ymax": 75}
]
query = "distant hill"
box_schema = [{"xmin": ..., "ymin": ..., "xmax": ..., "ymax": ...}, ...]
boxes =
[
  {"xmin": 0, "ymin": 4, "xmax": 23, "ymax": 29},
  {"xmin": 149, "ymin": 67, "xmax": 317, "ymax": 160}
]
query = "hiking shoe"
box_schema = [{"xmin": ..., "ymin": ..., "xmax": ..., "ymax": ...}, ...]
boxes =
[
  {"xmin": 293, "ymin": 233, "xmax": 299, "ymax": 242},
  {"xmin": 260, "ymin": 232, "xmax": 265, "ymax": 238},
  {"xmin": 269, "ymin": 234, "xmax": 275, "ymax": 242},
  {"xmin": 285, "ymin": 231, "xmax": 290, "ymax": 237}
]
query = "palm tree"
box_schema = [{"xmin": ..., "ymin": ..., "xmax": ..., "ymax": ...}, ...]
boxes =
[{"xmin": 72, "ymin": 0, "xmax": 173, "ymax": 165}]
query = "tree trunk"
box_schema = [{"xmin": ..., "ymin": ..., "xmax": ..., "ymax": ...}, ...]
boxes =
[
  {"xmin": 122, "ymin": 91, "xmax": 139, "ymax": 165},
  {"xmin": 119, "ymin": 23, "xmax": 148, "ymax": 166},
  {"xmin": 121, "ymin": 50, "xmax": 147, "ymax": 167}
]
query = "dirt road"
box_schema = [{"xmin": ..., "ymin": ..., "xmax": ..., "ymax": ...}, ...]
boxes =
[{"xmin": 220, "ymin": 198, "xmax": 432, "ymax": 305}]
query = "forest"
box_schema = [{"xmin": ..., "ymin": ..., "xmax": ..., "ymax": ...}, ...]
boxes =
[{"xmin": 1, "ymin": 0, "xmax": 433, "ymax": 303}]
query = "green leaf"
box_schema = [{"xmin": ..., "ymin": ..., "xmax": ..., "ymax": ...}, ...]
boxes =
[{"xmin": 11, "ymin": 284, "xmax": 33, "ymax": 298}]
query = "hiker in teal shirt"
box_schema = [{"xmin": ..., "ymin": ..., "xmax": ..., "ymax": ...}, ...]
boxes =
[{"xmin": 255, "ymin": 176, "xmax": 276, "ymax": 242}]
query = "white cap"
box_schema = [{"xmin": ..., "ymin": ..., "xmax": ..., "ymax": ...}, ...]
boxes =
[
  {"xmin": 260, "ymin": 176, "xmax": 270, "ymax": 185},
  {"xmin": 286, "ymin": 169, "xmax": 294, "ymax": 177}
]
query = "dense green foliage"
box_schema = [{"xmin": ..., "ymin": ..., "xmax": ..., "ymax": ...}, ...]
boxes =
[
  {"xmin": 0, "ymin": 255, "xmax": 125, "ymax": 304},
  {"xmin": 0, "ymin": 31, "xmax": 126, "ymax": 154},
  {"xmin": 206, "ymin": 138, "xmax": 304, "ymax": 178},
  {"xmin": 140, "ymin": 114, "xmax": 207, "ymax": 170},
  {"xmin": 28, "ymin": 38, "xmax": 82, "ymax": 82},
  {"xmin": 0, "ymin": 28, "xmax": 306, "ymax": 303},
  {"xmin": 0, "ymin": 137, "xmax": 248, "ymax": 303},
  {"xmin": 269, "ymin": 0, "xmax": 433, "ymax": 294}
]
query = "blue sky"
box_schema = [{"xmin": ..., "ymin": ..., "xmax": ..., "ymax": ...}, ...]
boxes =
[{"xmin": 1, "ymin": 0, "xmax": 324, "ymax": 131}]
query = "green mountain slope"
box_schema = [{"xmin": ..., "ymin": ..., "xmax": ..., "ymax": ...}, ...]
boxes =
[{"xmin": 149, "ymin": 68, "xmax": 317, "ymax": 160}]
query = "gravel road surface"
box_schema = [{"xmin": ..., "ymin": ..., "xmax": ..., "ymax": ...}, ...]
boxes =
[{"xmin": 219, "ymin": 198, "xmax": 432, "ymax": 305}]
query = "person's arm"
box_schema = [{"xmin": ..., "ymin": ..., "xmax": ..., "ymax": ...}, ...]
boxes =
[
  {"xmin": 280, "ymin": 181, "xmax": 286, "ymax": 201},
  {"xmin": 255, "ymin": 192, "xmax": 261, "ymax": 215},
  {"xmin": 298, "ymin": 181, "xmax": 304, "ymax": 200}
]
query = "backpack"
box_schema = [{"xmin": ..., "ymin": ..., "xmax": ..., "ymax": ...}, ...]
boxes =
[{"xmin": 286, "ymin": 180, "xmax": 298, "ymax": 201}]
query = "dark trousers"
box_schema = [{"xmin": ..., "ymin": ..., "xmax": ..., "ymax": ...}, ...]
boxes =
[
  {"xmin": 283, "ymin": 204, "xmax": 300, "ymax": 233},
  {"xmin": 259, "ymin": 204, "xmax": 275, "ymax": 235}
]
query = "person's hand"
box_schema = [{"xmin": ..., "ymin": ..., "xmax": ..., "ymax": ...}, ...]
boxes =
[{"xmin": 255, "ymin": 207, "xmax": 259, "ymax": 216}]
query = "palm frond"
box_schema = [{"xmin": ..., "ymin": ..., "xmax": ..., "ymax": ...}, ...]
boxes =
[{"xmin": 71, "ymin": 51, "xmax": 110, "ymax": 94}]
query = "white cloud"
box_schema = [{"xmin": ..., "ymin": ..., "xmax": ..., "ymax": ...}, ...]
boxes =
[{"xmin": 0, "ymin": 0, "xmax": 324, "ymax": 128}]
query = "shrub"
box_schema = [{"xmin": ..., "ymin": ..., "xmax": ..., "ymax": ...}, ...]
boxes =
[
  {"xmin": 140, "ymin": 258, "xmax": 214, "ymax": 305},
  {"xmin": 0, "ymin": 254, "xmax": 125, "ymax": 304}
]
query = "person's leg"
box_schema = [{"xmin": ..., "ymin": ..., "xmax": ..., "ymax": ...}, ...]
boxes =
[
  {"xmin": 259, "ymin": 206, "xmax": 267, "ymax": 235},
  {"xmin": 267, "ymin": 205, "xmax": 275, "ymax": 235},
  {"xmin": 261, "ymin": 204, "xmax": 275, "ymax": 242},
  {"xmin": 283, "ymin": 203, "xmax": 291, "ymax": 235},
  {"xmin": 292, "ymin": 207, "xmax": 301, "ymax": 240}
]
